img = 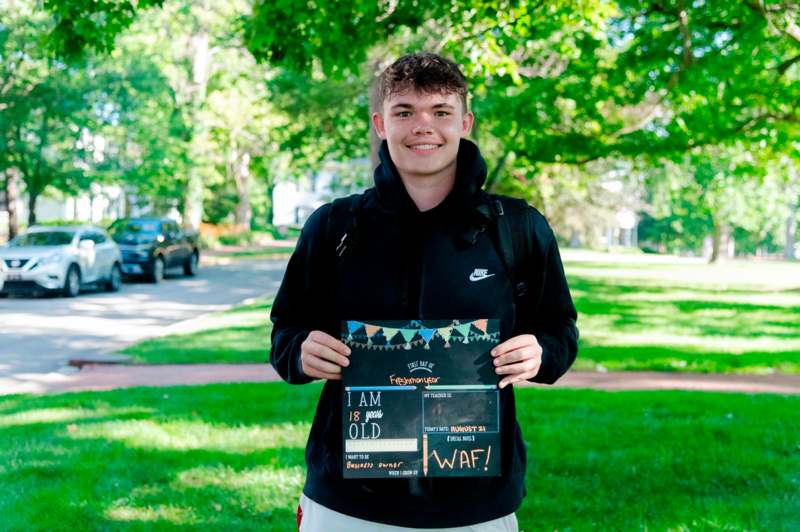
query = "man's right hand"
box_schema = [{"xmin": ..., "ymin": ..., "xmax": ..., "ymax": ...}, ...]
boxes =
[{"xmin": 300, "ymin": 330, "xmax": 352, "ymax": 380}]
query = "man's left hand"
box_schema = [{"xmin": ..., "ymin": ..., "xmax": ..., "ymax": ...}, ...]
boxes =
[{"xmin": 491, "ymin": 334, "xmax": 543, "ymax": 389}]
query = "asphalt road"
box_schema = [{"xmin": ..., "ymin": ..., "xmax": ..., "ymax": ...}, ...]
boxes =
[{"xmin": 0, "ymin": 258, "xmax": 288, "ymax": 395}]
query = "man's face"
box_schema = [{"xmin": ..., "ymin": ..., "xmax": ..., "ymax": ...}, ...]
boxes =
[{"xmin": 372, "ymin": 89, "xmax": 474, "ymax": 182}]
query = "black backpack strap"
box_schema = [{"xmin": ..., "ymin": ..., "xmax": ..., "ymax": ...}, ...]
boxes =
[
  {"xmin": 494, "ymin": 196, "xmax": 534, "ymax": 301},
  {"xmin": 326, "ymin": 192, "xmax": 367, "ymax": 257},
  {"xmin": 472, "ymin": 194, "xmax": 534, "ymax": 302}
]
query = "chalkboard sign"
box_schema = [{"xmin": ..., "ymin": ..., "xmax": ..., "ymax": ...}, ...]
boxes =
[{"xmin": 341, "ymin": 319, "xmax": 501, "ymax": 479}]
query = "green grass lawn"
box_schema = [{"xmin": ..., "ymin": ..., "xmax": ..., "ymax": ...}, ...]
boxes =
[
  {"xmin": 119, "ymin": 299, "xmax": 273, "ymax": 364},
  {"xmin": 226, "ymin": 248, "xmax": 293, "ymax": 259},
  {"xmin": 568, "ymin": 257, "xmax": 800, "ymax": 374},
  {"xmin": 121, "ymin": 254, "xmax": 800, "ymax": 374},
  {"xmin": 1, "ymin": 383, "xmax": 797, "ymax": 530},
  {"xmin": 204, "ymin": 247, "xmax": 294, "ymax": 261}
]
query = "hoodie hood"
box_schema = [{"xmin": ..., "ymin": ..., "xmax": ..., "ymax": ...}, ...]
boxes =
[{"xmin": 373, "ymin": 138, "xmax": 487, "ymax": 214}]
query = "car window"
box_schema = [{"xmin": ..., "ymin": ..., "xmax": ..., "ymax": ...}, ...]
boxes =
[
  {"xmin": 10, "ymin": 231, "xmax": 75, "ymax": 246},
  {"xmin": 91, "ymin": 232, "xmax": 107, "ymax": 244},
  {"xmin": 109, "ymin": 221, "xmax": 161, "ymax": 236}
]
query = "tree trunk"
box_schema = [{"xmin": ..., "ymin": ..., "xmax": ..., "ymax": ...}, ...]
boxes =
[
  {"xmin": 235, "ymin": 192, "xmax": 252, "ymax": 230},
  {"xmin": 709, "ymin": 219, "xmax": 721, "ymax": 263},
  {"xmin": 5, "ymin": 168, "xmax": 20, "ymax": 239},
  {"xmin": 184, "ymin": 160, "xmax": 205, "ymax": 229},
  {"xmin": 27, "ymin": 190, "xmax": 38, "ymax": 226},
  {"xmin": 264, "ymin": 175, "xmax": 275, "ymax": 229},
  {"xmin": 183, "ymin": 29, "xmax": 211, "ymax": 230},
  {"xmin": 785, "ymin": 163, "xmax": 798, "ymax": 260},
  {"xmin": 722, "ymin": 225, "xmax": 734, "ymax": 259},
  {"xmin": 569, "ymin": 229, "xmax": 581, "ymax": 248},
  {"xmin": 124, "ymin": 188, "xmax": 134, "ymax": 217},
  {"xmin": 786, "ymin": 198, "xmax": 797, "ymax": 260},
  {"xmin": 485, "ymin": 150, "xmax": 511, "ymax": 193},
  {"xmin": 233, "ymin": 150, "xmax": 252, "ymax": 231},
  {"xmin": 484, "ymin": 128, "xmax": 520, "ymax": 193}
]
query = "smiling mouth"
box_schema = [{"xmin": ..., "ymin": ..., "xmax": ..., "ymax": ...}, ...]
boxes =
[{"xmin": 407, "ymin": 143, "xmax": 442, "ymax": 153}]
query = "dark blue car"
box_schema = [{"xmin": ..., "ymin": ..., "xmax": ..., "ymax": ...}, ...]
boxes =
[{"xmin": 109, "ymin": 218, "xmax": 199, "ymax": 282}]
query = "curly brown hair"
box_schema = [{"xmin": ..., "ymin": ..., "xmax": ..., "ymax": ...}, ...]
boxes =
[{"xmin": 374, "ymin": 52, "xmax": 468, "ymax": 113}]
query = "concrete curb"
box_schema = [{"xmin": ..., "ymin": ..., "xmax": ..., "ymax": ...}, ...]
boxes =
[{"xmin": 68, "ymin": 354, "xmax": 132, "ymax": 367}]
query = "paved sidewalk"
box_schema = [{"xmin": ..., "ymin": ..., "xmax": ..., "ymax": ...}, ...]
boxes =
[
  {"xmin": 33, "ymin": 365, "xmax": 800, "ymax": 395},
  {"xmin": 0, "ymin": 259, "xmax": 288, "ymax": 395}
]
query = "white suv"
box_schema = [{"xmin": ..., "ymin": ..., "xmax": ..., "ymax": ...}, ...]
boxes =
[{"xmin": 0, "ymin": 225, "xmax": 123, "ymax": 297}]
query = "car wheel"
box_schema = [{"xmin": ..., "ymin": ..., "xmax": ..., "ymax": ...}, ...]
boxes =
[
  {"xmin": 106, "ymin": 263, "xmax": 122, "ymax": 292},
  {"xmin": 149, "ymin": 256, "xmax": 165, "ymax": 283},
  {"xmin": 63, "ymin": 265, "xmax": 81, "ymax": 297},
  {"xmin": 183, "ymin": 251, "xmax": 199, "ymax": 276}
]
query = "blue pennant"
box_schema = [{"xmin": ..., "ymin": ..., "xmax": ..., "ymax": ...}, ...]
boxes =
[{"xmin": 418, "ymin": 328, "xmax": 435, "ymax": 343}]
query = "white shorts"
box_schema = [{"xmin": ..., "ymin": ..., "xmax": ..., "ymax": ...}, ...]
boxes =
[{"xmin": 298, "ymin": 493, "xmax": 519, "ymax": 532}]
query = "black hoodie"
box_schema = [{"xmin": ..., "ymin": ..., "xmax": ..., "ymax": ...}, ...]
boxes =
[{"xmin": 270, "ymin": 139, "xmax": 578, "ymax": 527}]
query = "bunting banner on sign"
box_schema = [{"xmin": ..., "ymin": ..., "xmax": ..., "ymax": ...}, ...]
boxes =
[{"xmin": 343, "ymin": 319, "xmax": 500, "ymax": 351}]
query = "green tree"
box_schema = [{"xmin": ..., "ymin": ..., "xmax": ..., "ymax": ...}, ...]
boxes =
[
  {"xmin": 41, "ymin": 1, "xmax": 800, "ymax": 160},
  {"xmin": 114, "ymin": 0, "xmax": 290, "ymax": 229},
  {"xmin": 0, "ymin": 31, "xmax": 92, "ymax": 225},
  {"xmin": 37, "ymin": 0, "xmax": 800, "ymax": 256},
  {"xmin": 202, "ymin": 48, "xmax": 282, "ymax": 229},
  {"xmin": 2, "ymin": 1, "xmax": 187, "ymax": 228}
]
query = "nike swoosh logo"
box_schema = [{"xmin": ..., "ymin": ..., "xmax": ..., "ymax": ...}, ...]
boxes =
[{"xmin": 469, "ymin": 272, "xmax": 495, "ymax": 282}]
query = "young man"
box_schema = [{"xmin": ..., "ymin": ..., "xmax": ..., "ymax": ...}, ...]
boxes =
[{"xmin": 270, "ymin": 53, "xmax": 578, "ymax": 531}]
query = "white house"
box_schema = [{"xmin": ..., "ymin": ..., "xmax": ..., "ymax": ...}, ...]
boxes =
[
  {"xmin": 273, "ymin": 159, "xmax": 370, "ymax": 228},
  {"xmin": 0, "ymin": 184, "xmax": 126, "ymax": 242}
]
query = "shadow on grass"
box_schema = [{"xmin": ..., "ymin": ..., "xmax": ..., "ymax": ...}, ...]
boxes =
[
  {"xmin": 2, "ymin": 438, "xmax": 303, "ymax": 529},
  {"xmin": 516, "ymin": 388, "xmax": 800, "ymax": 530},
  {"xmin": 575, "ymin": 344, "xmax": 800, "ymax": 373},
  {"xmin": 569, "ymin": 272, "xmax": 800, "ymax": 295},
  {"xmin": 592, "ymin": 297, "xmax": 800, "ymax": 340},
  {"xmin": 122, "ymin": 325, "xmax": 273, "ymax": 364},
  {"xmin": 0, "ymin": 383, "xmax": 319, "ymax": 530},
  {"xmin": 1, "ymin": 383, "xmax": 799, "ymax": 530},
  {"xmin": 569, "ymin": 275, "xmax": 800, "ymax": 373}
]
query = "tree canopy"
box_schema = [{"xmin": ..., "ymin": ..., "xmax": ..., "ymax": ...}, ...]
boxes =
[{"xmin": 2, "ymin": 0, "xmax": 796, "ymax": 258}]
